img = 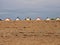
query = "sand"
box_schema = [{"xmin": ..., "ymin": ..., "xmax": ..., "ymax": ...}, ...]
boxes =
[{"xmin": 0, "ymin": 20, "xmax": 60, "ymax": 45}]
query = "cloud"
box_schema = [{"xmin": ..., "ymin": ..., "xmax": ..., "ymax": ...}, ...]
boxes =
[
  {"xmin": 0, "ymin": 0, "xmax": 3, "ymax": 9},
  {"xmin": 1, "ymin": 0, "xmax": 60, "ymax": 9},
  {"xmin": 0, "ymin": 0, "xmax": 60, "ymax": 19}
]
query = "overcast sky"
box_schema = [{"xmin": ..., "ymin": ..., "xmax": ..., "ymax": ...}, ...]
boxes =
[
  {"xmin": 0, "ymin": 0, "xmax": 60, "ymax": 19},
  {"xmin": 1, "ymin": 0, "xmax": 60, "ymax": 9}
]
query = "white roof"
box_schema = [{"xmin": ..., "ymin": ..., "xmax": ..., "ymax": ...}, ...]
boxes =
[
  {"xmin": 36, "ymin": 17, "xmax": 41, "ymax": 20},
  {"xmin": 26, "ymin": 18, "xmax": 30, "ymax": 20},
  {"xmin": 56, "ymin": 18, "xmax": 60, "ymax": 20},
  {"xmin": 5, "ymin": 18, "xmax": 11, "ymax": 21},
  {"xmin": 16, "ymin": 18, "xmax": 20, "ymax": 21},
  {"xmin": 46, "ymin": 18, "xmax": 51, "ymax": 20},
  {"xmin": 15, "ymin": 17, "xmax": 20, "ymax": 21},
  {"xmin": 25, "ymin": 17, "xmax": 31, "ymax": 20}
]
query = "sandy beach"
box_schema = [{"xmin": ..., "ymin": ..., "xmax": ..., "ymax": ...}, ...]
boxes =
[{"xmin": 0, "ymin": 20, "xmax": 60, "ymax": 45}]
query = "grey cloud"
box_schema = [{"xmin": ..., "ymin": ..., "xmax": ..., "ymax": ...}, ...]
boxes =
[
  {"xmin": 0, "ymin": 0, "xmax": 60, "ymax": 19},
  {"xmin": 0, "ymin": 0, "xmax": 3, "ymax": 9},
  {"xmin": 1, "ymin": 0, "xmax": 60, "ymax": 9}
]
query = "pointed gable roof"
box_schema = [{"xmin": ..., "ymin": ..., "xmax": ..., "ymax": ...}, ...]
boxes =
[
  {"xmin": 36, "ymin": 17, "xmax": 41, "ymax": 20},
  {"xmin": 16, "ymin": 17, "xmax": 20, "ymax": 21},
  {"xmin": 25, "ymin": 17, "xmax": 31, "ymax": 20},
  {"xmin": 56, "ymin": 17, "xmax": 60, "ymax": 20},
  {"xmin": 5, "ymin": 18, "xmax": 11, "ymax": 21},
  {"xmin": 46, "ymin": 17, "xmax": 51, "ymax": 20}
]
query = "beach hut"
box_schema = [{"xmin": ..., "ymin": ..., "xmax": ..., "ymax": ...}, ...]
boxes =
[
  {"xmin": 25, "ymin": 17, "xmax": 31, "ymax": 21},
  {"xmin": 0, "ymin": 19, "xmax": 2, "ymax": 21},
  {"xmin": 15, "ymin": 17, "xmax": 20, "ymax": 21},
  {"xmin": 56, "ymin": 17, "xmax": 60, "ymax": 20},
  {"xmin": 5, "ymin": 18, "xmax": 11, "ymax": 21},
  {"xmin": 36, "ymin": 17, "xmax": 41, "ymax": 20},
  {"xmin": 46, "ymin": 17, "xmax": 51, "ymax": 20}
]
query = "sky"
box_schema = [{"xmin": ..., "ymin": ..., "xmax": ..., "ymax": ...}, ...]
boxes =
[{"xmin": 0, "ymin": 0, "xmax": 60, "ymax": 19}]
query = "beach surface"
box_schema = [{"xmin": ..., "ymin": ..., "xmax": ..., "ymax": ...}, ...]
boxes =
[{"xmin": 0, "ymin": 20, "xmax": 60, "ymax": 45}]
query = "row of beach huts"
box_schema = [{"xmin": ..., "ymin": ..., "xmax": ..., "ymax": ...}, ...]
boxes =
[{"xmin": 0, "ymin": 17, "xmax": 60, "ymax": 21}]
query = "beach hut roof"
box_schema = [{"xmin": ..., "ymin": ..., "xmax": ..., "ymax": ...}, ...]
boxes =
[
  {"xmin": 46, "ymin": 17, "xmax": 51, "ymax": 20},
  {"xmin": 0, "ymin": 19, "xmax": 2, "ymax": 21},
  {"xmin": 56, "ymin": 17, "xmax": 60, "ymax": 20},
  {"xmin": 25, "ymin": 17, "xmax": 31, "ymax": 20},
  {"xmin": 5, "ymin": 18, "xmax": 11, "ymax": 21},
  {"xmin": 16, "ymin": 17, "xmax": 20, "ymax": 21},
  {"xmin": 36, "ymin": 17, "xmax": 41, "ymax": 20}
]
